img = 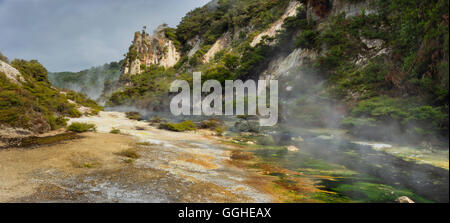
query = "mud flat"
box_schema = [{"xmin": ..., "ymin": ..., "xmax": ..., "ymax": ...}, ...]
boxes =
[{"xmin": 0, "ymin": 112, "xmax": 273, "ymax": 203}]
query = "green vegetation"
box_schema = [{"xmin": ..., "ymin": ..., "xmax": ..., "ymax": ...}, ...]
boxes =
[
  {"xmin": 49, "ymin": 61, "xmax": 123, "ymax": 100},
  {"xmin": 65, "ymin": 91, "xmax": 104, "ymax": 112},
  {"xmin": 104, "ymin": 0, "xmax": 447, "ymax": 142},
  {"xmin": 198, "ymin": 118, "xmax": 228, "ymax": 136},
  {"xmin": 115, "ymin": 149, "xmax": 140, "ymax": 159},
  {"xmin": 107, "ymin": 65, "xmax": 176, "ymax": 109},
  {"xmin": 11, "ymin": 59, "xmax": 50, "ymax": 83},
  {"xmin": 333, "ymin": 182, "xmax": 431, "ymax": 203},
  {"xmin": 286, "ymin": 0, "xmax": 449, "ymax": 140},
  {"xmin": 228, "ymin": 133, "xmax": 433, "ymax": 203},
  {"xmin": 79, "ymin": 162, "xmax": 96, "ymax": 168},
  {"xmin": 198, "ymin": 118, "xmax": 223, "ymax": 129},
  {"xmin": 109, "ymin": 0, "xmax": 295, "ymax": 110},
  {"xmin": 163, "ymin": 27, "xmax": 182, "ymax": 49},
  {"xmin": 214, "ymin": 126, "xmax": 227, "ymax": 136},
  {"xmin": 123, "ymin": 158, "xmax": 135, "ymax": 164},
  {"xmin": 125, "ymin": 112, "xmax": 143, "ymax": 121},
  {"xmin": 159, "ymin": 120, "xmax": 197, "ymax": 132},
  {"xmin": 0, "ymin": 59, "xmax": 99, "ymax": 133},
  {"xmin": 67, "ymin": 122, "xmax": 96, "ymax": 133},
  {"xmin": 150, "ymin": 116, "xmax": 163, "ymax": 124},
  {"xmin": 296, "ymin": 29, "xmax": 319, "ymax": 49},
  {"xmin": 0, "ymin": 51, "xmax": 8, "ymax": 63},
  {"xmin": 110, "ymin": 128, "xmax": 121, "ymax": 134},
  {"xmin": 342, "ymin": 96, "xmax": 447, "ymax": 136},
  {"xmin": 136, "ymin": 142, "xmax": 156, "ymax": 147},
  {"xmin": 176, "ymin": 0, "xmax": 291, "ymax": 47}
]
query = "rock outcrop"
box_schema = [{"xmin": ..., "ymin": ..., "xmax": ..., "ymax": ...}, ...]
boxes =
[
  {"xmin": 203, "ymin": 32, "xmax": 233, "ymax": 63},
  {"xmin": 187, "ymin": 36, "xmax": 204, "ymax": 58},
  {"xmin": 306, "ymin": 0, "xmax": 374, "ymax": 21},
  {"xmin": 123, "ymin": 25, "xmax": 181, "ymax": 76},
  {"xmin": 395, "ymin": 196, "xmax": 415, "ymax": 203},
  {"xmin": 0, "ymin": 60, "xmax": 24, "ymax": 85},
  {"xmin": 250, "ymin": 1, "xmax": 301, "ymax": 47}
]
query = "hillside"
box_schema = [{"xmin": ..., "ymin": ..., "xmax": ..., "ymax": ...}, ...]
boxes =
[
  {"xmin": 0, "ymin": 55, "xmax": 102, "ymax": 137},
  {"xmin": 0, "ymin": 0, "xmax": 448, "ymax": 204},
  {"xmin": 103, "ymin": 0, "xmax": 448, "ymax": 144},
  {"xmin": 48, "ymin": 61, "xmax": 123, "ymax": 102}
]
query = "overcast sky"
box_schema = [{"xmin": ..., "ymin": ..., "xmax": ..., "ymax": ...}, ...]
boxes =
[{"xmin": 0, "ymin": 0, "xmax": 210, "ymax": 72}]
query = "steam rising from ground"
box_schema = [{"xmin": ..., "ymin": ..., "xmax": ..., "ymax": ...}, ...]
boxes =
[{"xmin": 49, "ymin": 63, "xmax": 122, "ymax": 101}]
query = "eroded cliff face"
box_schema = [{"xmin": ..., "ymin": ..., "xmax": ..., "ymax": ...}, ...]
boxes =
[
  {"xmin": 262, "ymin": 0, "xmax": 378, "ymax": 81},
  {"xmin": 123, "ymin": 25, "xmax": 181, "ymax": 76},
  {"xmin": 250, "ymin": 0, "xmax": 301, "ymax": 47},
  {"xmin": 202, "ymin": 32, "xmax": 233, "ymax": 63}
]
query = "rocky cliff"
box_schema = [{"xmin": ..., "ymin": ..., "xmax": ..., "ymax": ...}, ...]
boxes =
[
  {"xmin": 106, "ymin": 0, "xmax": 448, "ymax": 142},
  {"xmin": 123, "ymin": 25, "xmax": 181, "ymax": 76}
]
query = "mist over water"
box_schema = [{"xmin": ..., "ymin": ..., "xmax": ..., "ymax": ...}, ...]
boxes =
[{"xmin": 250, "ymin": 45, "xmax": 449, "ymax": 202}]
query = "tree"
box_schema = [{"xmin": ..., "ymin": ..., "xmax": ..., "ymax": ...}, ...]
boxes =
[{"xmin": 0, "ymin": 52, "xmax": 9, "ymax": 63}]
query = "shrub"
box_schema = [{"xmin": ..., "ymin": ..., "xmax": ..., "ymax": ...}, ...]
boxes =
[
  {"xmin": 48, "ymin": 115, "xmax": 69, "ymax": 130},
  {"xmin": 126, "ymin": 112, "xmax": 143, "ymax": 121},
  {"xmin": 65, "ymin": 91, "xmax": 103, "ymax": 112},
  {"xmin": 1, "ymin": 58, "xmax": 103, "ymax": 134},
  {"xmin": 150, "ymin": 116, "xmax": 162, "ymax": 123},
  {"xmin": 296, "ymin": 30, "xmax": 319, "ymax": 49},
  {"xmin": 115, "ymin": 149, "xmax": 140, "ymax": 159},
  {"xmin": 110, "ymin": 128, "xmax": 121, "ymax": 134},
  {"xmin": 198, "ymin": 118, "xmax": 223, "ymax": 129},
  {"xmin": 0, "ymin": 52, "xmax": 8, "ymax": 63},
  {"xmin": 344, "ymin": 96, "xmax": 448, "ymax": 138},
  {"xmin": 11, "ymin": 59, "xmax": 49, "ymax": 83},
  {"xmin": 67, "ymin": 122, "xmax": 96, "ymax": 133},
  {"xmin": 159, "ymin": 120, "xmax": 197, "ymax": 132},
  {"xmin": 203, "ymin": 65, "xmax": 236, "ymax": 84},
  {"xmin": 214, "ymin": 126, "xmax": 227, "ymax": 136}
]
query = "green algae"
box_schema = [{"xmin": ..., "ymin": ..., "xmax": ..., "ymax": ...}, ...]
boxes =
[
  {"xmin": 331, "ymin": 182, "xmax": 432, "ymax": 203},
  {"xmin": 228, "ymin": 135, "xmax": 439, "ymax": 203}
]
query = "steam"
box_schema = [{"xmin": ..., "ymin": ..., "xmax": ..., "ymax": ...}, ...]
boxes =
[
  {"xmin": 256, "ymin": 41, "xmax": 448, "ymax": 203},
  {"xmin": 49, "ymin": 64, "xmax": 122, "ymax": 102}
]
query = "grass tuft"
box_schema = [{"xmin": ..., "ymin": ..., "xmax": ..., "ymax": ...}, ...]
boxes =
[{"xmin": 67, "ymin": 122, "xmax": 96, "ymax": 133}]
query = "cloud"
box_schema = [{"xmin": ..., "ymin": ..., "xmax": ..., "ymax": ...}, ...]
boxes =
[{"xmin": 0, "ymin": 0, "xmax": 210, "ymax": 72}]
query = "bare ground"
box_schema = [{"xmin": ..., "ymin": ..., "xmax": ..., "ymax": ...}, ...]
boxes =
[{"xmin": 0, "ymin": 112, "xmax": 275, "ymax": 203}]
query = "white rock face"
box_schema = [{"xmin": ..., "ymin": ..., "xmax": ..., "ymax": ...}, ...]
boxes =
[
  {"xmin": 0, "ymin": 60, "xmax": 24, "ymax": 85},
  {"xmin": 287, "ymin": 145, "xmax": 300, "ymax": 152},
  {"xmin": 261, "ymin": 48, "xmax": 318, "ymax": 80},
  {"xmin": 395, "ymin": 196, "xmax": 415, "ymax": 203},
  {"xmin": 0, "ymin": 125, "xmax": 33, "ymax": 139},
  {"xmin": 329, "ymin": 0, "xmax": 375, "ymax": 18},
  {"xmin": 123, "ymin": 28, "xmax": 181, "ymax": 75},
  {"xmin": 124, "ymin": 58, "xmax": 142, "ymax": 75},
  {"xmin": 203, "ymin": 32, "xmax": 232, "ymax": 63},
  {"xmin": 362, "ymin": 39, "xmax": 384, "ymax": 49},
  {"xmin": 250, "ymin": 1, "xmax": 301, "ymax": 47},
  {"xmin": 161, "ymin": 40, "xmax": 181, "ymax": 68},
  {"xmin": 187, "ymin": 36, "xmax": 204, "ymax": 58},
  {"xmin": 356, "ymin": 38, "xmax": 390, "ymax": 66}
]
